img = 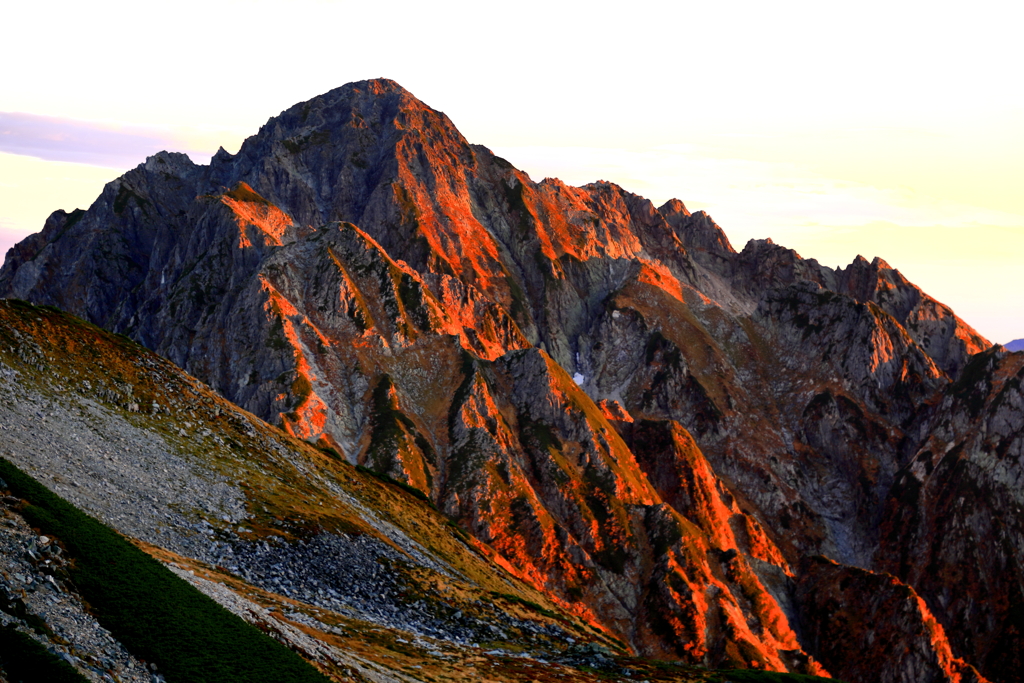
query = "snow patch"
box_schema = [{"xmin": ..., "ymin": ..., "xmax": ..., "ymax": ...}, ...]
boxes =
[{"xmin": 572, "ymin": 373, "xmax": 585, "ymax": 386}]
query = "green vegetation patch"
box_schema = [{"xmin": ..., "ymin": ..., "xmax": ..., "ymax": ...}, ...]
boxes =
[
  {"xmin": 0, "ymin": 459, "xmax": 330, "ymax": 683},
  {"xmin": 0, "ymin": 624, "xmax": 88, "ymax": 683}
]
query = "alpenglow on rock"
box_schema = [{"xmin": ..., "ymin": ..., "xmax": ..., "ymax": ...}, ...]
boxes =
[{"xmin": 1, "ymin": 78, "xmax": 1017, "ymax": 683}]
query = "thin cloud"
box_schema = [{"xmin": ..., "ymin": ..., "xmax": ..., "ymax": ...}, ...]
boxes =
[{"xmin": 0, "ymin": 112, "xmax": 227, "ymax": 169}]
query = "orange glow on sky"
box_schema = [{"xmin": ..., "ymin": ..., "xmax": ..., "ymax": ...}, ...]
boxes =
[{"xmin": 1, "ymin": 0, "xmax": 1022, "ymax": 342}]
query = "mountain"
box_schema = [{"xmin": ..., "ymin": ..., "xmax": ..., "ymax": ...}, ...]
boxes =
[
  {"xmin": 1005, "ymin": 339, "xmax": 1024, "ymax": 352},
  {"xmin": 0, "ymin": 298, "xmax": 815, "ymax": 683},
  {"xmin": 0, "ymin": 78, "xmax": 1015, "ymax": 682}
]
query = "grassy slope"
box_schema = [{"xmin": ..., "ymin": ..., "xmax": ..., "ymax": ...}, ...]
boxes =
[{"xmin": 0, "ymin": 458, "xmax": 331, "ymax": 683}]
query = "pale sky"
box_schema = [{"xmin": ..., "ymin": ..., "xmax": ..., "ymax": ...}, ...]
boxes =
[{"xmin": 2, "ymin": 0, "xmax": 1022, "ymax": 342}]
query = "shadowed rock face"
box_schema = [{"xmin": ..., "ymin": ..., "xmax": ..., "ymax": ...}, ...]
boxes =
[
  {"xmin": 879, "ymin": 348, "xmax": 1024, "ymax": 683},
  {"xmin": 796, "ymin": 557, "xmax": 989, "ymax": 683},
  {"xmin": 1, "ymin": 78, "xmax": 1017, "ymax": 681}
]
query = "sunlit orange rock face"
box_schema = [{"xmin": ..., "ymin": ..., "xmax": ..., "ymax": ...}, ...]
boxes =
[
  {"xmin": 443, "ymin": 347, "xmax": 821, "ymax": 671},
  {"xmin": 1, "ymin": 78, "xmax": 1019, "ymax": 681}
]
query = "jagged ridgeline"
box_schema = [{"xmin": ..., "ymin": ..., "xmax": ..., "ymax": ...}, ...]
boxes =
[{"xmin": 1, "ymin": 79, "xmax": 1021, "ymax": 683}]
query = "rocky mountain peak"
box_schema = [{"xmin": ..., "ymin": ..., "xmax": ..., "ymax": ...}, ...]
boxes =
[
  {"xmin": 834, "ymin": 250, "xmax": 989, "ymax": 376},
  {"xmin": 658, "ymin": 197, "xmax": 690, "ymax": 217},
  {"xmin": 659, "ymin": 202, "xmax": 735, "ymax": 259},
  {"xmin": 0, "ymin": 78, "xmax": 1017, "ymax": 683}
]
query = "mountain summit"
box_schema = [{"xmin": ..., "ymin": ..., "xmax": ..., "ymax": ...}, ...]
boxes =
[{"xmin": 1, "ymin": 79, "xmax": 1019, "ymax": 683}]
